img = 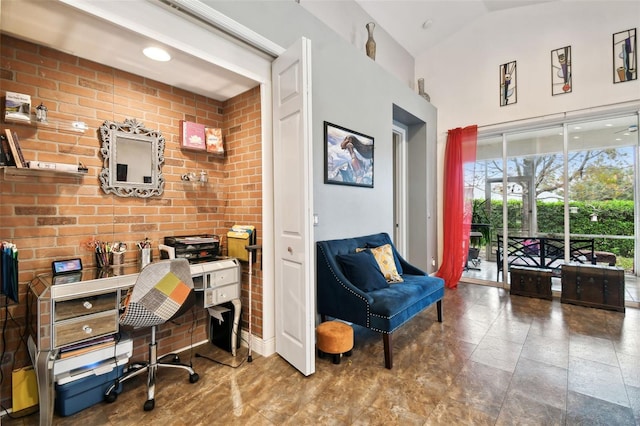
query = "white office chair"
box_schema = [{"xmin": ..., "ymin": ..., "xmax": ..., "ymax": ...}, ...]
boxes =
[{"xmin": 105, "ymin": 258, "xmax": 199, "ymax": 411}]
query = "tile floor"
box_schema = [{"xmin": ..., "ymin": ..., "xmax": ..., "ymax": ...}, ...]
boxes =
[{"xmin": 3, "ymin": 282, "xmax": 640, "ymax": 425}]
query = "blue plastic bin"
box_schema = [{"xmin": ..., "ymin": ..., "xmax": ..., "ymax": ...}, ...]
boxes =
[{"xmin": 55, "ymin": 364, "xmax": 124, "ymax": 416}]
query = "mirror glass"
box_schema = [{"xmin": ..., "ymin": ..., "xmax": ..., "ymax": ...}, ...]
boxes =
[{"xmin": 99, "ymin": 118, "xmax": 165, "ymax": 197}]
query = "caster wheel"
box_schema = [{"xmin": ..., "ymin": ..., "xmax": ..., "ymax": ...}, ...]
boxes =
[
  {"xmin": 104, "ymin": 391, "xmax": 118, "ymax": 403},
  {"xmin": 189, "ymin": 373, "xmax": 199, "ymax": 383},
  {"xmin": 143, "ymin": 399, "xmax": 155, "ymax": 411}
]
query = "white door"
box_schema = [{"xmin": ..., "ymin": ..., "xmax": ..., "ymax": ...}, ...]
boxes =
[{"xmin": 272, "ymin": 37, "xmax": 315, "ymax": 376}]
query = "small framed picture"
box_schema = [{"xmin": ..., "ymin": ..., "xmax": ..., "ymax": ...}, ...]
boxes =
[
  {"xmin": 551, "ymin": 46, "xmax": 572, "ymax": 95},
  {"xmin": 499, "ymin": 60, "xmax": 517, "ymax": 106},
  {"xmin": 613, "ymin": 28, "xmax": 637, "ymax": 83},
  {"xmin": 180, "ymin": 120, "xmax": 206, "ymax": 151},
  {"xmin": 324, "ymin": 121, "xmax": 374, "ymax": 188}
]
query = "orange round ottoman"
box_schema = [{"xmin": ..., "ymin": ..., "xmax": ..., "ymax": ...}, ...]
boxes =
[{"xmin": 316, "ymin": 321, "xmax": 353, "ymax": 364}]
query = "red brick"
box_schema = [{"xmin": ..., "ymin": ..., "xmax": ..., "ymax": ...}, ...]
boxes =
[{"xmin": 1, "ymin": 35, "xmax": 263, "ymax": 396}]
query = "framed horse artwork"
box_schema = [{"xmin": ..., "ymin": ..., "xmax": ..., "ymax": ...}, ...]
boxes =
[{"xmin": 324, "ymin": 121, "xmax": 374, "ymax": 188}]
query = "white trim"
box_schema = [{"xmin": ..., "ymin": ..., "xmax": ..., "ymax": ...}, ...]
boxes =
[
  {"xmin": 501, "ymin": 133, "xmax": 508, "ymax": 286},
  {"xmin": 478, "ymin": 100, "xmax": 640, "ymax": 139},
  {"xmin": 392, "ymin": 124, "xmax": 408, "ymax": 257},
  {"xmin": 241, "ymin": 331, "xmax": 276, "ymax": 358},
  {"xmin": 634, "ymin": 114, "xmax": 640, "ymax": 277},
  {"xmin": 563, "ymin": 123, "xmax": 570, "ymax": 262},
  {"xmin": 260, "ymin": 81, "xmax": 276, "ymax": 355},
  {"xmin": 58, "ymin": 0, "xmax": 276, "ymax": 84},
  {"xmin": 163, "ymin": 0, "xmax": 285, "ymax": 57}
]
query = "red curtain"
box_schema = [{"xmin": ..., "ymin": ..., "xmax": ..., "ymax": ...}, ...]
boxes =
[{"xmin": 436, "ymin": 125, "xmax": 478, "ymax": 289}]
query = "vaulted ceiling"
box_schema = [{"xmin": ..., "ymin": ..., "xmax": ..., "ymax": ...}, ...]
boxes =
[
  {"xmin": 355, "ymin": 0, "xmax": 558, "ymax": 57},
  {"xmin": 1, "ymin": 0, "xmax": 557, "ymax": 100}
]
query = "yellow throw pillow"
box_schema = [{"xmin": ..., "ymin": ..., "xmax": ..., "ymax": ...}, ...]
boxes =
[{"xmin": 369, "ymin": 244, "xmax": 403, "ymax": 283}]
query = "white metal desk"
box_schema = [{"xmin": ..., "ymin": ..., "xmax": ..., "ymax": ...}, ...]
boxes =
[{"xmin": 27, "ymin": 258, "xmax": 241, "ymax": 426}]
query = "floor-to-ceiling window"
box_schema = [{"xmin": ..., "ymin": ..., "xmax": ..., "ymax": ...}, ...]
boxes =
[
  {"xmin": 462, "ymin": 111, "xmax": 639, "ymax": 304},
  {"xmin": 567, "ymin": 116, "xmax": 636, "ymax": 271}
]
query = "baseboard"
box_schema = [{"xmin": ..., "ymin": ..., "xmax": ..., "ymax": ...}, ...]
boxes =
[{"xmin": 240, "ymin": 330, "xmax": 275, "ymax": 357}]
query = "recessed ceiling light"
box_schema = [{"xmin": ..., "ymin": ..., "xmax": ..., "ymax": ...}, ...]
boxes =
[
  {"xmin": 605, "ymin": 123, "xmax": 613, "ymax": 127},
  {"xmin": 422, "ymin": 19, "xmax": 433, "ymax": 30},
  {"xmin": 573, "ymin": 126, "xmax": 582, "ymax": 130},
  {"xmin": 143, "ymin": 47, "xmax": 171, "ymax": 62}
]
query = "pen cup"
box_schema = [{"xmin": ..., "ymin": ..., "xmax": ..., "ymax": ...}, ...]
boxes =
[
  {"xmin": 110, "ymin": 251, "xmax": 125, "ymax": 266},
  {"xmin": 139, "ymin": 248, "xmax": 152, "ymax": 269},
  {"xmin": 95, "ymin": 253, "xmax": 108, "ymax": 269}
]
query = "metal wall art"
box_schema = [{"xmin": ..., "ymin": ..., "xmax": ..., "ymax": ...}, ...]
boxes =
[
  {"xmin": 551, "ymin": 45, "xmax": 572, "ymax": 95},
  {"xmin": 500, "ymin": 60, "xmax": 517, "ymax": 106},
  {"xmin": 613, "ymin": 28, "xmax": 637, "ymax": 83}
]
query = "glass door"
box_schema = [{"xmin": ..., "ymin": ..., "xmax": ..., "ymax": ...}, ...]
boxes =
[
  {"xmin": 462, "ymin": 111, "xmax": 639, "ymax": 304},
  {"xmin": 463, "ymin": 136, "xmax": 502, "ymax": 281},
  {"xmin": 567, "ymin": 115, "xmax": 637, "ymax": 276}
]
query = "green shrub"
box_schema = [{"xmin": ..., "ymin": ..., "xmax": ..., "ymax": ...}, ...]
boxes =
[{"xmin": 474, "ymin": 199, "xmax": 634, "ymax": 258}]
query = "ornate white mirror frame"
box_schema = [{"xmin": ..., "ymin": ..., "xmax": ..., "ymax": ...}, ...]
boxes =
[{"xmin": 98, "ymin": 118, "xmax": 165, "ymax": 198}]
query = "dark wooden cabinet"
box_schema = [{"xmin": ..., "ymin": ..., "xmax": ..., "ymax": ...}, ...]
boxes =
[
  {"xmin": 509, "ymin": 266, "xmax": 552, "ymax": 300},
  {"xmin": 561, "ymin": 263, "xmax": 625, "ymax": 313}
]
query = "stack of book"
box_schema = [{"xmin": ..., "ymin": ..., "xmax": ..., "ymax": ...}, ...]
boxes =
[
  {"xmin": 58, "ymin": 335, "xmax": 116, "ymax": 359},
  {"xmin": 0, "ymin": 129, "xmax": 27, "ymax": 167}
]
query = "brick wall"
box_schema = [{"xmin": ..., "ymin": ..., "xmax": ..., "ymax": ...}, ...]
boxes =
[{"xmin": 0, "ymin": 35, "xmax": 263, "ymax": 410}]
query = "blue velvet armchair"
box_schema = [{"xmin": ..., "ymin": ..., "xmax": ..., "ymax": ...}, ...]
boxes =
[{"xmin": 316, "ymin": 232, "xmax": 444, "ymax": 368}]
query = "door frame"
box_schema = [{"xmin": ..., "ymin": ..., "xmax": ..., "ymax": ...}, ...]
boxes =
[{"xmin": 393, "ymin": 125, "xmax": 408, "ymax": 256}]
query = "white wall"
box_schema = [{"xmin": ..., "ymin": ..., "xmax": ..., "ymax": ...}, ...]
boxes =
[
  {"xmin": 299, "ymin": 0, "xmax": 416, "ymax": 88},
  {"xmin": 209, "ymin": 1, "xmax": 438, "ymax": 270},
  {"xmin": 416, "ymin": 0, "xmax": 639, "ymax": 264},
  {"xmin": 418, "ymin": 1, "xmax": 640, "ymax": 139}
]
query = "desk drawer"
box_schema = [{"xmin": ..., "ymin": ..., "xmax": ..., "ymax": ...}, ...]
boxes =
[
  {"xmin": 54, "ymin": 310, "xmax": 118, "ymax": 348},
  {"xmin": 215, "ymin": 283, "xmax": 239, "ymax": 304},
  {"xmin": 209, "ymin": 269, "xmax": 238, "ymax": 288},
  {"xmin": 205, "ymin": 283, "xmax": 239, "ymax": 307},
  {"xmin": 54, "ymin": 292, "xmax": 118, "ymax": 322}
]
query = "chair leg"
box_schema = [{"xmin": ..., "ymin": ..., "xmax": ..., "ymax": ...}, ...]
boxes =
[
  {"xmin": 145, "ymin": 339, "xmax": 158, "ymax": 411},
  {"xmin": 104, "ymin": 363, "xmax": 148, "ymax": 402},
  {"xmin": 105, "ymin": 325, "xmax": 198, "ymax": 411},
  {"xmin": 383, "ymin": 333, "xmax": 393, "ymax": 369}
]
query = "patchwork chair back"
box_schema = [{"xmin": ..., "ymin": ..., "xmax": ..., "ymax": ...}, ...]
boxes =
[
  {"xmin": 105, "ymin": 258, "xmax": 199, "ymax": 411},
  {"xmin": 316, "ymin": 232, "xmax": 444, "ymax": 369}
]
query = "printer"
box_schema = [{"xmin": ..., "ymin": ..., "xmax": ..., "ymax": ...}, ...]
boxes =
[{"xmin": 159, "ymin": 234, "xmax": 220, "ymax": 264}]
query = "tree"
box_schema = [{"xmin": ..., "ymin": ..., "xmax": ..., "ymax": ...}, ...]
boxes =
[
  {"xmin": 568, "ymin": 149, "xmax": 634, "ymax": 201},
  {"xmin": 471, "ymin": 147, "xmax": 632, "ymax": 233}
]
